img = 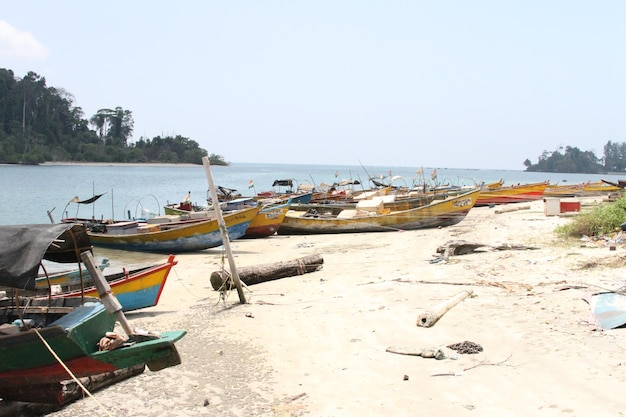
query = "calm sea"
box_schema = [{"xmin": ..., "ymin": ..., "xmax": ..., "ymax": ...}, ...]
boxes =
[{"xmin": 1, "ymin": 162, "xmax": 622, "ymax": 226}]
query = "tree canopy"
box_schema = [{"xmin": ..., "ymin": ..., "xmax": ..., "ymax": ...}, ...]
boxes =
[
  {"xmin": 0, "ymin": 68, "xmax": 227, "ymax": 165},
  {"xmin": 524, "ymin": 142, "xmax": 626, "ymax": 174}
]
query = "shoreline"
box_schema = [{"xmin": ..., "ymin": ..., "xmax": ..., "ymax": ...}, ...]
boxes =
[
  {"xmin": 5, "ymin": 197, "xmax": 626, "ymax": 416},
  {"xmin": 40, "ymin": 162, "xmax": 203, "ymax": 167}
]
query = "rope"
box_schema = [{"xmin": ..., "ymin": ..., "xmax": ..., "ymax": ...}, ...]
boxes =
[{"xmin": 33, "ymin": 328, "xmax": 113, "ymax": 416}]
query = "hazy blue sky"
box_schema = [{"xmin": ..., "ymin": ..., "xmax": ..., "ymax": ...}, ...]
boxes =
[{"xmin": 2, "ymin": 2, "xmax": 625, "ymax": 170}]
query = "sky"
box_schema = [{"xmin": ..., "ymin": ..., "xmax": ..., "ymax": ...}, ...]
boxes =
[{"xmin": 1, "ymin": 1, "xmax": 625, "ymax": 170}]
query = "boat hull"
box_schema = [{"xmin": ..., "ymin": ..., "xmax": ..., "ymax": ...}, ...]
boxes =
[
  {"xmin": 277, "ymin": 189, "xmax": 479, "ymax": 234},
  {"xmin": 475, "ymin": 182, "xmax": 548, "ymax": 206},
  {"xmin": 244, "ymin": 205, "xmax": 290, "ymax": 237},
  {"xmin": 0, "ymin": 301, "xmax": 186, "ymax": 404},
  {"xmin": 55, "ymin": 255, "xmax": 177, "ymax": 312},
  {"xmin": 87, "ymin": 206, "xmax": 259, "ymax": 252}
]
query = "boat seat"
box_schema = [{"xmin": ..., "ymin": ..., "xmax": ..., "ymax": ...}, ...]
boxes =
[{"xmin": 49, "ymin": 302, "xmax": 105, "ymax": 330}]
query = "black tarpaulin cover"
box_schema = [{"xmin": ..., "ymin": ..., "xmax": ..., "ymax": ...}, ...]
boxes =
[
  {"xmin": 272, "ymin": 179, "xmax": 293, "ymax": 187},
  {"xmin": 0, "ymin": 223, "xmax": 92, "ymax": 291},
  {"xmin": 77, "ymin": 193, "xmax": 105, "ymax": 205}
]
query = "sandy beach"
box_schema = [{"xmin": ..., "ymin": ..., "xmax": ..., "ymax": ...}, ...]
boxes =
[{"xmin": 9, "ymin": 196, "xmax": 626, "ymax": 416}]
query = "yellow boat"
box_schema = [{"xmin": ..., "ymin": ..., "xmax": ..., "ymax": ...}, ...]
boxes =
[
  {"xmin": 582, "ymin": 180, "xmax": 622, "ymax": 194},
  {"xmin": 277, "ymin": 189, "xmax": 479, "ymax": 234},
  {"xmin": 87, "ymin": 206, "xmax": 259, "ymax": 252},
  {"xmin": 475, "ymin": 181, "xmax": 548, "ymax": 206},
  {"xmin": 544, "ymin": 183, "xmax": 587, "ymax": 197}
]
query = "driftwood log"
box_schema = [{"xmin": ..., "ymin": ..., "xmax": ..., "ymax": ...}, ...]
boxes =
[
  {"xmin": 416, "ymin": 289, "xmax": 473, "ymax": 327},
  {"xmin": 436, "ymin": 240, "xmax": 538, "ymax": 256},
  {"xmin": 385, "ymin": 346, "xmax": 456, "ymax": 360},
  {"xmin": 494, "ymin": 204, "xmax": 530, "ymax": 214},
  {"xmin": 210, "ymin": 254, "xmax": 324, "ymax": 291}
]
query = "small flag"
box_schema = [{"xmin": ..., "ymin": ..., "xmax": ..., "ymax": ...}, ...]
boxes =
[
  {"xmin": 431, "ymin": 169, "xmax": 437, "ymax": 180},
  {"xmin": 416, "ymin": 166, "xmax": 423, "ymax": 176},
  {"xmin": 248, "ymin": 180, "xmax": 254, "ymax": 188},
  {"xmin": 335, "ymin": 171, "xmax": 339, "ymax": 178}
]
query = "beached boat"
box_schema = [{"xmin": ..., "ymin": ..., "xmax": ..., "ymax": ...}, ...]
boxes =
[
  {"xmin": 36, "ymin": 258, "xmax": 110, "ymax": 289},
  {"xmin": 39, "ymin": 255, "xmax": 178, "ymax": 312},
  {"xmin": 165, "ymin": 187, "xmax": 308, "ymax": 238},
  {"xmin": 0, "ymin": 223, "xmax": 186, "ymax": 404},
  {"xmin": 590, "ymin": 180, "xmax": 625, "ymax": 194},
  {"xmin": 276, "ymin": 189, "xmax": 480, "ymax": 234},
  {"xmin": 243, "ymin": 201, "xmax": 290, "ymax": 237},
  {"xmin": 544, "ymin": 183, "xmax": 587, "ymax": 198},
  {"xmin": 86, "ymin": 206, "xmax": 260, "ymax": 252},
  {"xmin": 166, "ymin": 199, "xmax": 291, "ymax": 238},
  {"xmin": 474, "ymin": 181, "xmax": 548, "ymax": 206}
]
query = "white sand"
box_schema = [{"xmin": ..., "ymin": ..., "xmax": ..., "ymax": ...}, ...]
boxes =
[{"xmin": 41, "ymin": 197, "xmax": 626, "ymax": 416}]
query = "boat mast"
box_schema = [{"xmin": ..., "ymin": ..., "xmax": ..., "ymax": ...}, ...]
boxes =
[{"xmin": 202, "ymin": 157, "xmax": 247, "ymax": 304}]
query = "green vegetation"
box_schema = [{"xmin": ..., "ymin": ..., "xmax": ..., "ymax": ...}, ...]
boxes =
[
  {"xmin": 524, "ymin": 142, "xmax": 626, "ymax": 174},
  {"xmin": 556, "ymin": 197, "xmax": 626, "ymax": 237},
  {"xmin": 0, "ymin": 68, "xmax": 227, "ymax": 165}
]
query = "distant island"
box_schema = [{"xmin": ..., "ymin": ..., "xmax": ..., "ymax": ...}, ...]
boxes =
[
  {"xmin": 523, "ymin": 142, "xmax": 626, "ymax": 174},
  {"xmin": 0, "ymin": 68, "xmax": 227, "ymax": 166}
]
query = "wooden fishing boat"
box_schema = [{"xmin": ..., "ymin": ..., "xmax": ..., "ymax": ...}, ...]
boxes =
[
  {"xmin": 165, "ymin": 190, "xmax": 299, "ymax": 238},
  {"xmin": 42, "ymin": 255, "xmax": 178, "ymax": 312},
  {"xmin": 276, "ymin": 189, "xmax": 479, "ymax": 234},
  {"xmin": 474, "ymin": 181, "xmax": 548, "ymax": 206},
  {"xmin": 544, "ymin": 183, "xmax": 587, "ymax": 198},
  {"xmin": 0, "ymin": 223, "xmax": 186, "ymax": 404},
  {"xmin": 243, "ymin": 201, "xmax": 290, "ymax": 237},
  {"xmin": 36, "ymin": 258, "xmax": 110, "ymax": 289},
  {"xmin": 587, "ymin": 180, "xmax": 624, "ymax": 194},
  {"xmin": 86, "ymin": 206, "xmax": 260, "ymax": 252},
  {"xmin": 290, "ymin": 192, "xmax": 436, "ymax": 215}
]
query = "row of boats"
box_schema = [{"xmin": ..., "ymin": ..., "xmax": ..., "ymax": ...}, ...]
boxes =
[
  {"xmin": 58, "ymin": 178, "xmax": 623, "ymax": 251},
  {"xmin": 0, "ymin": 176, "xmax": 622, "ymax": 406}
]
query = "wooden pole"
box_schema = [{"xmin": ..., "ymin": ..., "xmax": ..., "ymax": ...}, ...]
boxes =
[
  {"xmin": 416, "ymin": 289, "xmax": 473, "ymax": 328},
  {"xmin": 202, "ymin": 157, "xmax": 247, "ymax": 304},
  {"xmin": 80, "ymin": 251, "xmax": 134, "ymax": 336}
]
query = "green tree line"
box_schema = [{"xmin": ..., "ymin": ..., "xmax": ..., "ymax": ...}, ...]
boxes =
[
  {"xmin": 524, "ymin": 141, "xmax": 626, "ymax": 174},
  {"xmin": 0, "ymin": 68, "xmax": 227, "ymax": 165}
]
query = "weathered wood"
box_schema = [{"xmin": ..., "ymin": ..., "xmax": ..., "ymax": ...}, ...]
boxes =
[
  {"xmin": 494, "ymin": 204, "xmax": 530, "ymax": 214},
  {"xmin": 59, "ymin": 364, "xmax": 146, "ymax": 404},
  {"xmin": 416, "ymin": 289, "xmax": 473, "ymax": 328},
  {"xmin": 210, "ymin": 254, "xmax": 324, "ymax": 290},
  {"xmin": 435, "ymin": 240, "xmax": 538, "ymax": 257},
  {"xmin": 0, "ymin": 365, "xmax": 145, "ymax": 411},
  {"xmin": 386, "ymin": 346, "xmax": 456, "ymax": 360},
  {"xmin": 203, "ymin": 157, "xmax": 247, "ymax": 303}
]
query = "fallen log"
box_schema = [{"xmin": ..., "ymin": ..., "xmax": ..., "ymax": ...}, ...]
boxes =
[
  {"xmin": 210, "ymin": 254, "xmax": 324, "ymax": 290},
  {"xmin": 494, "ymin": 204, "xmax": 530, "ymax": 214},
  {"xmin": 416, "ymin": 289, "xmax": 473, "ymax": 328}
]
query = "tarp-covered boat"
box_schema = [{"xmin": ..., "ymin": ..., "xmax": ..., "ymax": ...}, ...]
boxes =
[{"xmin": 0, "ymin": 223, "xmax": 186, "ymax": 404}]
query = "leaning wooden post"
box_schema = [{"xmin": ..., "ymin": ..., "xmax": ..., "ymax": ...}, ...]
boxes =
[
  {"xmin": 416, "ymin": 289, "xmax": 473, "ymax": 328},
  {"xmin": 202, "ymin": 156, "xmax": 247, "ymax": 304},
  {"xmin": 80, "ymin": 251, "xmax": 134, "ymax": 336}
]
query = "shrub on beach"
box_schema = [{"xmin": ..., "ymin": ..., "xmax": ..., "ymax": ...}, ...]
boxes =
[{"xmin": 556, "ymin": 197, "xmax": 626, "ymax": 238}]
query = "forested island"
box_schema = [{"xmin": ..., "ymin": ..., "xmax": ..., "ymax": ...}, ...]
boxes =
[
  {"xmin": 524, "ymin": 142, "xmax": 626, "ymax": 174},
  {"xmin": 0, "ymin": 68, "xmax": 227, "ymax": 165}
]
